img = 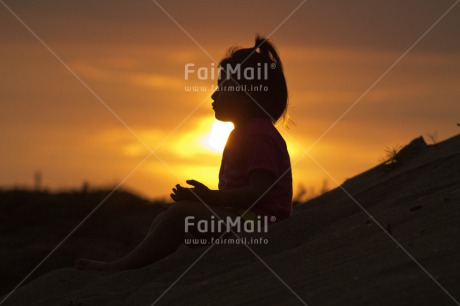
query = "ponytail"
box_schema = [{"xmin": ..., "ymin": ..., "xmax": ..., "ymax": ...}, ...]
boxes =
[{"xmin": 253, "ymin": 34, "xmax": 284, "ymax": 73}]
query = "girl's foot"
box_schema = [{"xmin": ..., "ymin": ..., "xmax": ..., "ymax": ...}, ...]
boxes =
[{"xmin": 74, "ymin": 258, "xmax": 115, "ymax": 271}]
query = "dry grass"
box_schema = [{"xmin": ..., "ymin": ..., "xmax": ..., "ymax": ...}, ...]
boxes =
[{"xmin": 379, "ymin": 144, "xmax": 402, "ymax": 170}]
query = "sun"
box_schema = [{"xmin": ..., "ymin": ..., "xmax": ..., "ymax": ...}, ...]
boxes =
[{"xmin": 205, "ymin": 120, "xmax": 234, "ymax": 152}]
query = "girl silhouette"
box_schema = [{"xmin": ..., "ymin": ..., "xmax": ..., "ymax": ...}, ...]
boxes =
[{"xmin": 75, "ymin": 35, "xmax": 292, "ymax": 271}]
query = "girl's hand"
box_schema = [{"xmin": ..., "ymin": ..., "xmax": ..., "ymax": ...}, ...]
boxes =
[{"xmin": 170, "ymin": 180, "xmax": 210, "ymax": 202}]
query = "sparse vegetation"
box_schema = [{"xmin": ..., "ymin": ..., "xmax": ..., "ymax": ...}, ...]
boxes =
[
  {"xmin": 293, "ymin": 178, "xmax": 329, "ymax": 206},
  {"xmin": 425, "ymin": 131, "xmax": 438, "ymax": 145},
  {"xmin": 379, "ymin": 144, "xmax": 402, "ymax": 171},
  {"xmin": 292, "ymin": 183, "xmax": 307, "ymax": 205}
]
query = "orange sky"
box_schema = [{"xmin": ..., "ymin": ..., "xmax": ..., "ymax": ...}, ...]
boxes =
[{"xmin": 1, "ymin": 1, "xmax": 459, "ymax": 200}]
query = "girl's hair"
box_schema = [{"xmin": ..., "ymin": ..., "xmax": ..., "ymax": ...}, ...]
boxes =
[{"xmin": 219, "ymin": 34, "xmax": 289, "ymax": 124}]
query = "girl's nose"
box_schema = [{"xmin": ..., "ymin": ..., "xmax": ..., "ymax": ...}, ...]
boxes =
[{"xmin": 211, "ymin": 90, "xmax": 219, "ymax": 101}]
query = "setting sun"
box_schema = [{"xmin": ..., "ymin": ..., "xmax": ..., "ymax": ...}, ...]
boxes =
[{"xmin": 205, "ymin": 120, "xmax": 234, "ymax": 152}]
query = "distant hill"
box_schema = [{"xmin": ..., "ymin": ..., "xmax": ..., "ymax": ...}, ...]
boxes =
[{"xmin": 1, "ymin": 134, "xmax": 460, "ymax": 305}]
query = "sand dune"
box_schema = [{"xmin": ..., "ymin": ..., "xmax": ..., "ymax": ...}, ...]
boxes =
[{"xmin": 2, "ymin": 134, "xmax": 459, "ymax": 306}]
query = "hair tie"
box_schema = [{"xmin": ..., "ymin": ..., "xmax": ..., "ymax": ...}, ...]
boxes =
[{"xmin": 255, "ymin": 38, "xmax": 269, "ymax": 58}]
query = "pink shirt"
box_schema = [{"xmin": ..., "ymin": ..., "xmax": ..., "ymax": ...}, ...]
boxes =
[{"xmin": 218, "ymin": 118, "xmax": 293, "ymax": 222}]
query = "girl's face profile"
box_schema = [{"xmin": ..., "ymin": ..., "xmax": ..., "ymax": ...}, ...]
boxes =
[{"xmin": 211, "ymin": 77, "xmax": 248, "ymax": 123}]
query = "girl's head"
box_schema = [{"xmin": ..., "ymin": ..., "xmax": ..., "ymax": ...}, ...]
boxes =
[{"xmin": 211, "ymin": 35, "xmax": 288, "ymax": 125}]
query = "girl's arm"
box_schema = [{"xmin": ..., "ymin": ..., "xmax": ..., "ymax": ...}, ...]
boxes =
[
  {"xmin": 171, "ymin": 169, "xmax": 275, "ymax": 209},
  {"xmin": 207, "ymin": 169, "xmax": 276, "ymax": 208}
]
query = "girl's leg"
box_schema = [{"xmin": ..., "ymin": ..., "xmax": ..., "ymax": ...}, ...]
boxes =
[
  {"xmin": 74, "ymin": 211, "xmax": 167, "ymax": 271},
  {"xmin": 147, "ymin": 211, "xmax": 166, "ymax": 234},
  {"xmin": 74, "ymin": 201, "xmax": 239, "ymax": 271}
]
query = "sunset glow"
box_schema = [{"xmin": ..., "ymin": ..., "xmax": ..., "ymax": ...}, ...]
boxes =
[
  {"xmin": 0, "ymin": 1, "xmax": 459, "ymax": 200},
  {"xmin": 204, "ymin": 120, "xmax": 234, "ymax": 153}
]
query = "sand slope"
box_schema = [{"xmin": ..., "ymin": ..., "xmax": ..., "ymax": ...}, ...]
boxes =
[{"xmin": 2, "ymin": 134, "xmax": 460, "ymax": 306}]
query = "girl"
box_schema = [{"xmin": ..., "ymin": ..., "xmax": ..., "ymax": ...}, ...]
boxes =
[{"xmin": 74, "ymin": 35, "xmax": 292, "ymax": 271}]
